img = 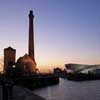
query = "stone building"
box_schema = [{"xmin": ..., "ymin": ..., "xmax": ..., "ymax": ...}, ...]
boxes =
[
  {"xmin": 16, "ymin": 10, "xmax": 36, "ymax": 74},
  {"xmin": 28, "ymin": 10, "xmax": 36, "ymax": 69},
  {"xmin": 4, "ymin": 47, "xmax": 16, "ymax": 73}
]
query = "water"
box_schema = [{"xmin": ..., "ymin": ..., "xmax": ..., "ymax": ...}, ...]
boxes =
[{"xmin": 33, "ymin": 78, "xmax": 100, "ymax": 100}]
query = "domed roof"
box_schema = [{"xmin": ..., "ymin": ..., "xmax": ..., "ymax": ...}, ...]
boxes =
[
  {"xmin": 17, "ymin": 54, "xmax": 36, "ymax": 73},
  {"xmin": 17, "ymin": 54, "xmax": 36, "ymax": 65}
]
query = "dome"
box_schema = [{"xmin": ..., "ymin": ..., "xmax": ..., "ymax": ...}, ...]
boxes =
[{"xmin": 17, "ymin": 54, "xmax": 36, "ymax": 74}]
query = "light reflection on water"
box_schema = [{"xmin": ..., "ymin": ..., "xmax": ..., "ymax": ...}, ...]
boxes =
[{"xmin": 33, "ymin": 78, "xmax": 100, "ymax": 100}]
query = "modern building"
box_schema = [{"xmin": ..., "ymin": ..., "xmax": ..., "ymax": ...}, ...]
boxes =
[{"xmin": 4, "ymin": 47, "xmax": 16, "ymax": 73}]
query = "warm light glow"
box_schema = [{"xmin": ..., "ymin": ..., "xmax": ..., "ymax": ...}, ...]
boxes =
[
  {"xmin": 0, "ymin": 57, "xmax": 3, "ymax": 72},
  {"xmin": 0, "ymin": 0, "xmax": 100, "ymax": 73}
]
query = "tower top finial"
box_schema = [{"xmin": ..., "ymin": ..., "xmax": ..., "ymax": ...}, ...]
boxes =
[
  {"xmin": 29, "ymin": 10, "xmax": 34, "ymax": 18},
  {"xmin": 30, "ymin": 10, "xmax": 33, "ymax": 14}
]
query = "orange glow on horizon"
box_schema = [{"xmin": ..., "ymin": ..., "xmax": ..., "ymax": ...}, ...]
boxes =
[{"xmin": 0, "ymin": 54, "xmax": 100, "ymax": 73}]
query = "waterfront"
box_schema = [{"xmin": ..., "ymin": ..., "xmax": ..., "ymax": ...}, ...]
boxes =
[{"xmin": 33, "ymin": 78, "xmax": 100, "ymax": 100}]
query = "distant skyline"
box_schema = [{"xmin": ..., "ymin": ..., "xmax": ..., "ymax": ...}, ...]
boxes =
[{"xmin": 0, "ymin": 0, "xmax": 100, "ymax": 71}]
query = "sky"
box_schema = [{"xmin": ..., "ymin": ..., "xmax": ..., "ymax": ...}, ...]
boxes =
[{"xmin": 0, "ymin": 0, "xmax": 100, "ymax": 71}]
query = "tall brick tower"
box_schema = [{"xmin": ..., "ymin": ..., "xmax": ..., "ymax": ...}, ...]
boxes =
[{"xmin": 28, "ymin": 10, "xmax": 36, "ymax": 67}]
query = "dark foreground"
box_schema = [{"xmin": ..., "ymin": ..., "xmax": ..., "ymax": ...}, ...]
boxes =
[
  {"xmin": 14, "ymin": 74, "xmax": 59, "ymax": 90},
  {"xmin": 0, "ymin": 85, "xmax": 46, "ymax": 100},
  {"xmin": 0, "ymin": 73, "xmax": 59, "ymax": 100}
]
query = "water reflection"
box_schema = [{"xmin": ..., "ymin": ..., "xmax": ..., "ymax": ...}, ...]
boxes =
[{"xmin": 33, "ymin": 78, "xmax": 100, "ymax": 100}]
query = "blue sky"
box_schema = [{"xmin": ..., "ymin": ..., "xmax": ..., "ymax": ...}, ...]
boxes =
[{"xmin": 0, "ymin": 0, "xmax": 100, "ymax": 71}]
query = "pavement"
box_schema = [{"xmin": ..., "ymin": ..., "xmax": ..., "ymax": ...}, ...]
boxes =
[{"xmin": 0, "ymin": 85, "xmax": 46, "ymax": 100}]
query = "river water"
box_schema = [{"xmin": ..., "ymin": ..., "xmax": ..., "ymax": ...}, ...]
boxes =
[{"xmin": 33, "ymin": 78, "xmax": 100, "ymax": 100}]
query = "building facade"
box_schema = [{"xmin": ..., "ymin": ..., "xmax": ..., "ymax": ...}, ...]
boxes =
[{"xmin": 4, "ymin": 47, "xmax": 16, "ymax": 73}]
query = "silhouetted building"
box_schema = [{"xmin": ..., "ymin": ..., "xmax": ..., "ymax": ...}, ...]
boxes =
[
  {"xmin": 15, "ymin": 10, "xmax": 36, "ymax": 74},
  {"xmin": 54, "ymin": 68, "xmax": 62, "ymax": 77},
  {"xmin": 4, "ymin": 47, "xmax": 16, "ymax": 73},
  {"xmin": 28, "ymin": 10, "xmax": 36, "ymax": 64},
  {"xmin": 28, "ymin": 10, "xmax": 36, "ymax": 70},
  {"xmin": 16, "ymin": 54, "xmax": 36, "ymax": 75}
]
